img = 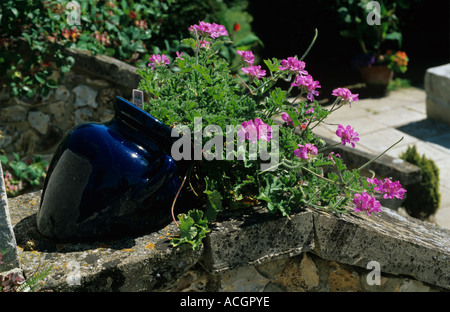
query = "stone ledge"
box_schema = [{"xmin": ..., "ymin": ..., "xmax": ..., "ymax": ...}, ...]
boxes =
[
  {"xmin": 8, "ymin": 190, "xmax": 450, "ymax": 291},
  {"xmin": 9, "ymin": 191, "xmax": 202, "ymax": 292},
  {"xmin": 201, "ymin": 208, "xmax": 315, "ymax": 273},
  {"xmin": 425, "ymin": 64, "xmax": 450, "ymax": 126},
  {"xmin": 63, "ymin": 47, "xmax": 141, "ymax": 93}
]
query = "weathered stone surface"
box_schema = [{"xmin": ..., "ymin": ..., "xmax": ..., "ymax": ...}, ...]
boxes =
[
  {"xmin": 74, "ymin": 108, "xmax": 93, "ymax": 124},
  {"xmin": 9, "ymin": 191, "xmax": 203, "ymax": 291},
  {"xmin": 327, "ymin": 262, "xmax": 362, "ymax": 292},
  {"xmin": 0, "ymin": 164, "xmax": 20, "ymax": 272},
  {"xmin": 425, "ymin": 64, "xmax": 450, "ymax": 126},
  {"xmin": 27, "ymin": 111, "xmax": 50, "ymax": 135},
  {"xmin": 14, "ymin": 129, "xmax": 40, "ymax": 156},
  {"xmin": 312, "ymin": 208, "xmax": 450, "ymax": 289},
  {"xmin": 0, "ymin": 134, "xmax": 12, "ymax": 149},
  {"xmin": 269, "ymin": 254, "xmax": 320, "ymax": 291},
  {"xmin": 0, "ymin": 105, "xmax": 28, "ymax": 123},
  {"xmin": 64, "ymin": 47, "xmax": 141, "ymax": 91},
  {"xmin": 48, "ymin": 101, "xmax": 69, "ymax": 124},
  {"xmin": 219, "ymin": 265, "xmax": 269, "ymax": 292},
  {"xmin": 73, "ymin": 85, "xmax": 98, "ymax": 109},
  {"xmin": 7, "ymin": 189, "xmax": 450, "ymax": 292},
  {"xmin": 200, "ymin": 208, "xmax": 315, "ymax": 273}
]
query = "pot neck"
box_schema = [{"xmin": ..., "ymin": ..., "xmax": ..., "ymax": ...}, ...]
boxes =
[{"xmin": 113, "ymin": 96, "xmax": 178, "ymax": 151}]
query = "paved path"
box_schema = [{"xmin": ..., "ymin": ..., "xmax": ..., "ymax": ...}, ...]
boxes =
[{"xmin": 312, "ymin": 87, "xmax": 450, "ymax": 230}]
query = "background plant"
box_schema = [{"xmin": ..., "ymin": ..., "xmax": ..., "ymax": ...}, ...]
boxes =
[
  {"xmin": 335, "ymin": 0, "xmax": 406, "ymax": 58},
  {"xmin": 399, "ymin": 145, "xmax": 440, "ymax": 220},
  {"xmin": 138, "ymin": 22, "xmax": 406, "ymax": 250},
  {"xmin": 1, "ymin": 153, "xmax": 48, "ymax": 197},
  {"xmin": 0, "ymin": 250, "xmax": 51, "ymax": 292},
  {"xmin": 0, "ymin": 0, "xmax": 261, "ymax": 99}
]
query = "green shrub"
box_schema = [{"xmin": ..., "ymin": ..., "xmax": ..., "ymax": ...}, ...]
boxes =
[
  {"xmin": 399, "ymin": 145, "xmax": 441, "ymax": 220},
  {"xmin": 1, "ymin": 152, "xmax": 48, "ymax": 198},
  {"xmin": 0, "ymin": 0, "xmax": 261, "ymax": 99}
]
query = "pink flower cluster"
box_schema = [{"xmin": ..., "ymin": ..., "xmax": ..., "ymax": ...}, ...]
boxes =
[
  {"xmin": 328, "ymin": 151, "xmax": 341, "ymax": 163},
  {"xmin": 277, "ymin": 56, "xmax": 320, "ymax": 101},
  {"xmin": 4, "ymin": 170, "xmax": 23, "ymax": 196},
  {"xmin": 294, "ymin": 143, "xmax": 318, "ymax": 160},
  {"xmin": 188, "ymin": 21, "xmax": 228, "ymax": 39},
  {"xmin": 291, "ymin": 74, "xmax": 321, "ymax": 102},
  {"xmin": 353, "ymin": 192, "xmax": 382, "ymax": 216},
  {"xmin": 237, "ymin": 49, "xmax": 266, "ymax": 80},
  {"xmin": 279, "ymin": 57, "xmax": 308, "ymax": 76},
  {"xmin": 281, "ymin": 112, "xmax": 293, "ymax": 126},
  {"xmin": 148, "ymin": 54, "xmax": 170, "ymax": 69},
  {"xmin": 237, "ymin": 118, "xmax": 273, "ymax": 143},
  {"xmin": 241, "ymin": 65, "xmax": 266, "ymax": 80},
  {"xmin": 237, "ymin": 50, "xmax": 255, "ymax": 65},
  {"xmin": 336, "ymin": 124, "xmax": 359, "ymax": 148},
  {"xmin": 332, "ymin": 88, "xmax": 359, "ymax": 106},
  {"xmin": 367, "ymin": 177, "xmax": 406, "ymax": 199}
]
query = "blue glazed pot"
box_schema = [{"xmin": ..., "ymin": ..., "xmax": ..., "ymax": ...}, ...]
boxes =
[{"xmin": 37, "ymin": 96, "xmax": 187, "ymax": 241}]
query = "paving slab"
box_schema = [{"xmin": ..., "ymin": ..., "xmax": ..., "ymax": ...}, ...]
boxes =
[
  {"xmin": 376, "ymin": 107, "xmax": 426, "ymax": 128},
  {"xmin": 316, "ymin": 115, "xmax": 387, "ymax": 136},
  {"xmin": 356, "ymin": 128, "xmax": 419, "ymax": 155}
]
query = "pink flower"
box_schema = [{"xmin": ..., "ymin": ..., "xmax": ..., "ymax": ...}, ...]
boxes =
[
  {"xmin": 209, "ymin": 23, "xmax": 228, "ymax": 38},
  {"xmin": 332, "ymin": 88, "xmax": 359, "ymax": 106},
  {"xmin": 197, "ymin": 40, "xmax": 211, "ymax": 49},
  {"xmin": 291, "ymin": 74, "xmax": 321, "ymax": 101},
  {"xmin": 328, "ymin": 152, "xmax": 341, "ymax": 163},
  {"xmin": 367, "ymin": 178, "xmax": 406, "ymax": 199},
  {"xmin": 237, "ymin": 50, "xmax": 255, "ymax": 65},
  {"xmin": 279, "ymin": 57, "xmax": 308, "ymax": 75},
  {"xmin": 176, "ymin": 51, "xmax": 184, "ymax": 60},
  {"xmin": 148, "ymin": 54, "xmax": 170, "ymax": 69},
  {"xmin": 336, "ymin": 124, "xmax": 359, "ymax": 148},
  {"xmin": 281, "ymin": 112, "xmax": 293, "ymax": 126},
  {"xmin": 294, "ymin": 143, "xmax": 318, "ymax": 160},
  {"xmin": 353, "ymin": 192, "xmax": 382, "ymax": 216},
  {"xmin": 305, "ymin": 105, "xmax": 314, "ymax": 114},
  {"xmin": 237, "ymin": 118, "xmax": 273, "ymax": 143},
  {"xmin": 189, "ymin": 21, "xmax": 228, "ymax": 39},
  {"xmin": 241, "ymin": 65, "xmax": 266, "ymax": 80}
]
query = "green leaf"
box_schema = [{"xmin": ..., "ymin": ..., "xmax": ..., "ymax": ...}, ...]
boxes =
[
  {"xmin": 0, "ymin": 155, "xmax": 8, "ymax": 165},
  {"xmin": 204, "ymin": 189, "xmax": 222, "ymax": 222},
  {"xmin": 46, "ymin": 79, "xmax": 58, "ymax": 88},
  {"xmin": 171, "ymin": 209, "xmax": 210, "ymax": 251},
  {"xmin": 34, "ymin": 74, "xmax": 45, "ymax": 84}
]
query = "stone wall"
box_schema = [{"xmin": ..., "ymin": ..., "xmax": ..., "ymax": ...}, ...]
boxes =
[
  {"xmin": 7, "ymin": 191, "xmax": 450, "ymax": 292},
  {"xmin": 425, "ymin": 63, "xmax": 450, "ymax": 126},
  {"xmin": 0, "ymin": 48, "xmax": 141, "ymax": 158}
]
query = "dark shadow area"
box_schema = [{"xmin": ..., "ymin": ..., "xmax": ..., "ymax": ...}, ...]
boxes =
[
  {"xmin": 397, "ymin": 118, "xmax": 450, "ymax": 149},
  {"xmin": 248, "ymin": 0, "xmax": 450, "ymax": 101}
]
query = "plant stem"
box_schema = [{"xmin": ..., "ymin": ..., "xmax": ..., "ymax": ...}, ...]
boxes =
[
  {"xmin": 357, "ymin": 136, "xmax": 404, "ymax": 171},
  {"xmin": 171, "ymin": 167, "xmax": 191, "ymax": 227},
  {"xmin": 299, "ymin": 28, "xmax": 318, "ymax": 61}
]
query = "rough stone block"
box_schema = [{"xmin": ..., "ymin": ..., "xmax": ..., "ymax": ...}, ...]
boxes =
[
  {"xmin": 0, "ymin": 164, "xmax": 20, "ymax": 273},
  {"xmin": 425, "ymin": 64, "xmax": 450, "ymax": 125},
  {"xmin": 201, "ymin": 208, "xmax": 315, "ymax": 273},
  {"xmin": 9, "ymin": 191, "xmax": 203, "ymax": 292},
  {"xmin": 312, "ymin": 208, "xmax": 450, "ymax": 290}
]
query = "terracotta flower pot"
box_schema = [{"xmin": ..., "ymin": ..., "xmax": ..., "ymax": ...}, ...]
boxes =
[{"xmin": 359, "ymin": 65, "xmax": 394, "ymax": 95}]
